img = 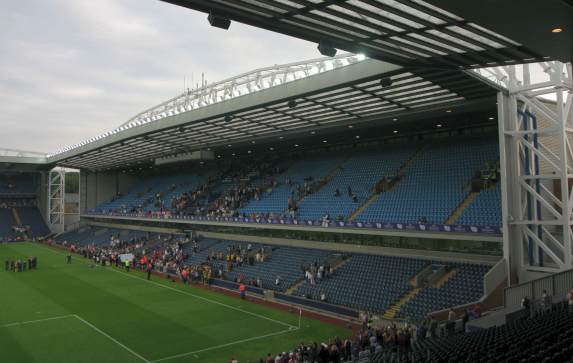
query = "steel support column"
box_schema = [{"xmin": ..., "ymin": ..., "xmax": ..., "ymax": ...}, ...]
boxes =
[
  {"xmin": 495, "ymin": 62, "xmax": 573, "ymax": 282},
  {"xmin": 48, "ymin": 168, "xmax": 65, "ymax": 234}
]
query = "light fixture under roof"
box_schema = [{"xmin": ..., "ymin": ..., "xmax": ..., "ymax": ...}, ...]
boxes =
[
  {"xmin": 310, "ymin": 131, "xmax": 316, "ymax": 135},
  {"xmin": 436, "ymin": 123, "xmax": 443, "ymax": 128},
  {"xmin": 393, "ymin": 130, "xmax": 399, "ymax": 134},
  {"xmin": 322, "ymin": 140, "xmax": 327, "ymax": 143},
  {"xmin": 348, "ymin": 125, "xmax": 353, "ymax": 129},
  {"xmin": 393, "ymin": 118, "xmax": 398, "ymax": 121},
  {"xmin": 446, "ymin": 110, "xmax": 452, "ymax": 113},
  {"xmin": 551, "ymin": 27, "xmax": 563, "ymax": 33},
  {"xmin": 489, "ymin": 117, "xmax": 495, "ymax": 120},
  {"xmin": 294, "ymin": 144, "xmax": 299, "ymax": 147}
]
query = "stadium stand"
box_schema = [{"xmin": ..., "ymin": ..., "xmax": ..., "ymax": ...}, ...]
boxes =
[
  {"xmin": 0, "ymin": 172, "xmax": 49, "ymax": 240},
  {"xmin": 54, "ymin": 229, "xmax": 489, "ymax": 320},
  {"xmin": 296, "ymin": 147, "xmax": 414, "ymax": 221},
  {"xmin": 370, "ymin": 306, "xmax": 573, "ymax": 363},
  {"xmin": 90, "ymin": 135, "xmax": 502, "ymax": 228},
  {"xmin": 17, "ymin": 207, "xmax": 51, "ymax": 237},
  {"xmin": 395, "ymin": 263, "xmax": 490, "ymax": 321},
  {"xmin": 357, "ymin": 137, "xmax": 499, "ymax": 225},
  {"xmin": 0, "ymin": 173, "xmax": 37, "ymax": 194},
  {"xmin": 0, "ymin": 207, "xmax": 16, "ymax": 239},
  {"xmin": 239, "ymin": 154, "xmax": 342, "ymax": 217},
  {"xmin": 456, "ymin": 184, "xmax": 502, "ymax": 226}
]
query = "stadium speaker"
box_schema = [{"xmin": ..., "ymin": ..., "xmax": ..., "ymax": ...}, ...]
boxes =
[
  {"xmin": 380, "ymin": 77, "xmax": 393, "ymax": 87},
  {"xmin": 287, "ymin": 99, "xmax": 297, "ymax": 108},
  {"xmin": 208, "ymin": 12, "xmax": 231, "ymax": 30},
  {"xmin": 317, "ymin": 41, "xmax": 337, "ymax": 57}
]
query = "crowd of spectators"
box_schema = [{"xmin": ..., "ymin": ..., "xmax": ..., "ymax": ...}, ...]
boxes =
[
  {"xmin": 302, "ymin": 261, "xmax": 334, "ymax": 286},
  {"xmin": 207, "ymin": 179, "xmax": 279, "ymax": 218}
]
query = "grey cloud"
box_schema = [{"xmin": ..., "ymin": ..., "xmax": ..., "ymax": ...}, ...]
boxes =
[{"xmin": 0, "ymin": 0, "xmax": 319, "ymax": 153}]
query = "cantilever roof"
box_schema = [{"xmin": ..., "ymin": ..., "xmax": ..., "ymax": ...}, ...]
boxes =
[
  {"xmin": 49, "ymin": 57, "xmax": 495, "ymax": 170},
  {"xmin": 161, "ymin": 0, "xmax": 572, "ymax": 68}
]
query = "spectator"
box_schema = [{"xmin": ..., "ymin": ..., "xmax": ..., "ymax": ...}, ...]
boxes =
[
  {"xmin": 521, "ymin": 296, "xmax": 530, "ymax": 310},
  {"xmin": 447, "ymin": 308, "xmax": 456, "ymax": 336},
  {"xmin": 541, "ymin": 289, "xmax": 552, "ymax": 313}
]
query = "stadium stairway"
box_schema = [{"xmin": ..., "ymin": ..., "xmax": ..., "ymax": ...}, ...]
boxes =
[
  {"xmin": 12, "ymin": 208, "xmax": 22, "ymax": 225},
  {"xmin": 296, "ymin": 159, "xmax": 346, "ymax": 205},
  {"xmin": 433, "ymin": 268, "xmax": 457, "ymax": 288},
  {"xmin": 348, "ymin": 193, "xmax": 379, "ymax": 223},
  {"xmin": 382, "ymin": 287, "xmax": 422, "ymax": 319},
  {"xmin": 348, "ymin": 146, "xmax": 424, "ymax": 223},
  {"xmin": 285, "ymin": 278, "xmax": 305, "ymax": 295},
  {"xmin": 287, "ymin": 256, "xmax": 353, "ymax": 295},
  {"xmin": 444, "ymin": 191, "xmax": 478, "ymax": 225}
]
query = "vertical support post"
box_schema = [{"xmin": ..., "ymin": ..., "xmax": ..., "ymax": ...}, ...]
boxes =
[
  {"xmin": 48, "ymin": 168, "xmax": 65, "ymax": 234},
  {"xmin": 494, "ymin": 61, "xmax": 573, "ymax": 283}
]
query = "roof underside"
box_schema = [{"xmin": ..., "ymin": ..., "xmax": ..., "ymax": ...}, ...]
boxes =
[
  {"xmin": 160, "ymin": 0, "xmax": 572, "ymax": 68},
  {"xmin": 52, "ymin": 59, "xmax": 495, "ymax": 170}
]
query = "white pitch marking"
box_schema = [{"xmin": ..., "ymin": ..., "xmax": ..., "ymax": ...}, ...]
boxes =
[
  {"xmin": 35, "ymin": 243, "xmax": 304, "ymax": 360},
  {"xmin": 150, "ymin": 327, "xmax": 299, "ymax": 363},
  {"xmin": 107, "ymin": 266, "xmax": 297, "ymax": 329},
  {"xmin": 1, "ymin": 314, "xmax": 75, "ymax": 328},
  {"xmin": 73, "ymin": 314, "xmax": 150, "ymax": 363},
  {"xmin": 37, "ymin": 243, "xmax": 297, "ymax": 330}
]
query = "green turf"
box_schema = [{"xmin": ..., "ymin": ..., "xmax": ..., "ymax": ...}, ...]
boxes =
[{"xmin": 0, "ymin": 242, "xmax": 350, "ymax": 363}]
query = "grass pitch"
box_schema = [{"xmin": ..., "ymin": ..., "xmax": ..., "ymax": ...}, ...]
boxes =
[{"xmin": 0, "ymin": 242, "xmax": 349, "ymax": 363}]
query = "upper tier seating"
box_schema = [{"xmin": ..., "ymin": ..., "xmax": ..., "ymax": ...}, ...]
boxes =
[
  {"xmin": 457, "ymin": 184, "xmax": 502, "ymax": 226},
  {"xmin": 357, "ymin": 137, "xmax": 499, "ymax": 224},
  {"xmin": 95, "ymin": 173, "xmax": 207, "ymax": 213},
  {"xmin": 296, "ymin": 147, "xmax": 415, "ymax": 221},
  {"xmin": 239, "ymin": 155, "xmax": 343, "ymax": 216},
  {"xmin": 0, "ymin": 173, "xmax": 36, "ymax": 194},
  {"xmin": 91, "ymin": 135, "xmax": 502, "ymax": 227}
]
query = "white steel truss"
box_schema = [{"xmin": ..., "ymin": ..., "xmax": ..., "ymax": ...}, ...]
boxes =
[
  {"xmin": 48, "ymin": 169, "xmax": 65, "ymax": 234},
  {"xmin": 488, "ymin": 62, "xmax": 573, "ymax": 282},
  {"xmin": 48, "ymin": 53, "xmax": 366, "ymax": 157}
]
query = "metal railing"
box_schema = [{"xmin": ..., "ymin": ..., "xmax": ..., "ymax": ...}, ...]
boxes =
[{"xmin": 504, "ymin": 268, "xmax": 573, "ymax": 309}]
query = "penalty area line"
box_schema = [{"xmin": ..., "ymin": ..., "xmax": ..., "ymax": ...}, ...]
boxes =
[
  {"xmin": 0, "ymin": 314, "xmax": 75, "ymax": 328},
  {"xmin": 108, "ymin": 267, "xmax": 297, "ymax": 330},
  {"xmin": 36, "ymin": 243, "xmax": 297, "ymax": 330},
  {"xmin": 73, "ymin": 314, "xmax": 150, "ymax": 363},
  {"xmin": 150, "ymin": 327, "xmax": 300, "ymax": 363},
  {"xmin": 1, "ymin": 314, "xmax": 149, "ymax": 363}
]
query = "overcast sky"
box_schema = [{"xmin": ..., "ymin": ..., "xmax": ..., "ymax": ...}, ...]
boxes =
[{"xmin": 0, "ymin": 0, "xmax": 319, "ymax": 154}]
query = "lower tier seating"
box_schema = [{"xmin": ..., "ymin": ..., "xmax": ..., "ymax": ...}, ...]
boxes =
[
  {"xmin": 371, "ymin": 307, "xmax": 573, "ymax": 363},
  {"xmin": 54, "ymin": 229, "xmax": 490, "ymax": 320}
]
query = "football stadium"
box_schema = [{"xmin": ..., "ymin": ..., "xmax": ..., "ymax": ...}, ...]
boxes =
[{"xmin": 2, "ymin": 1, "xmax": 573, "ymax": 362}]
